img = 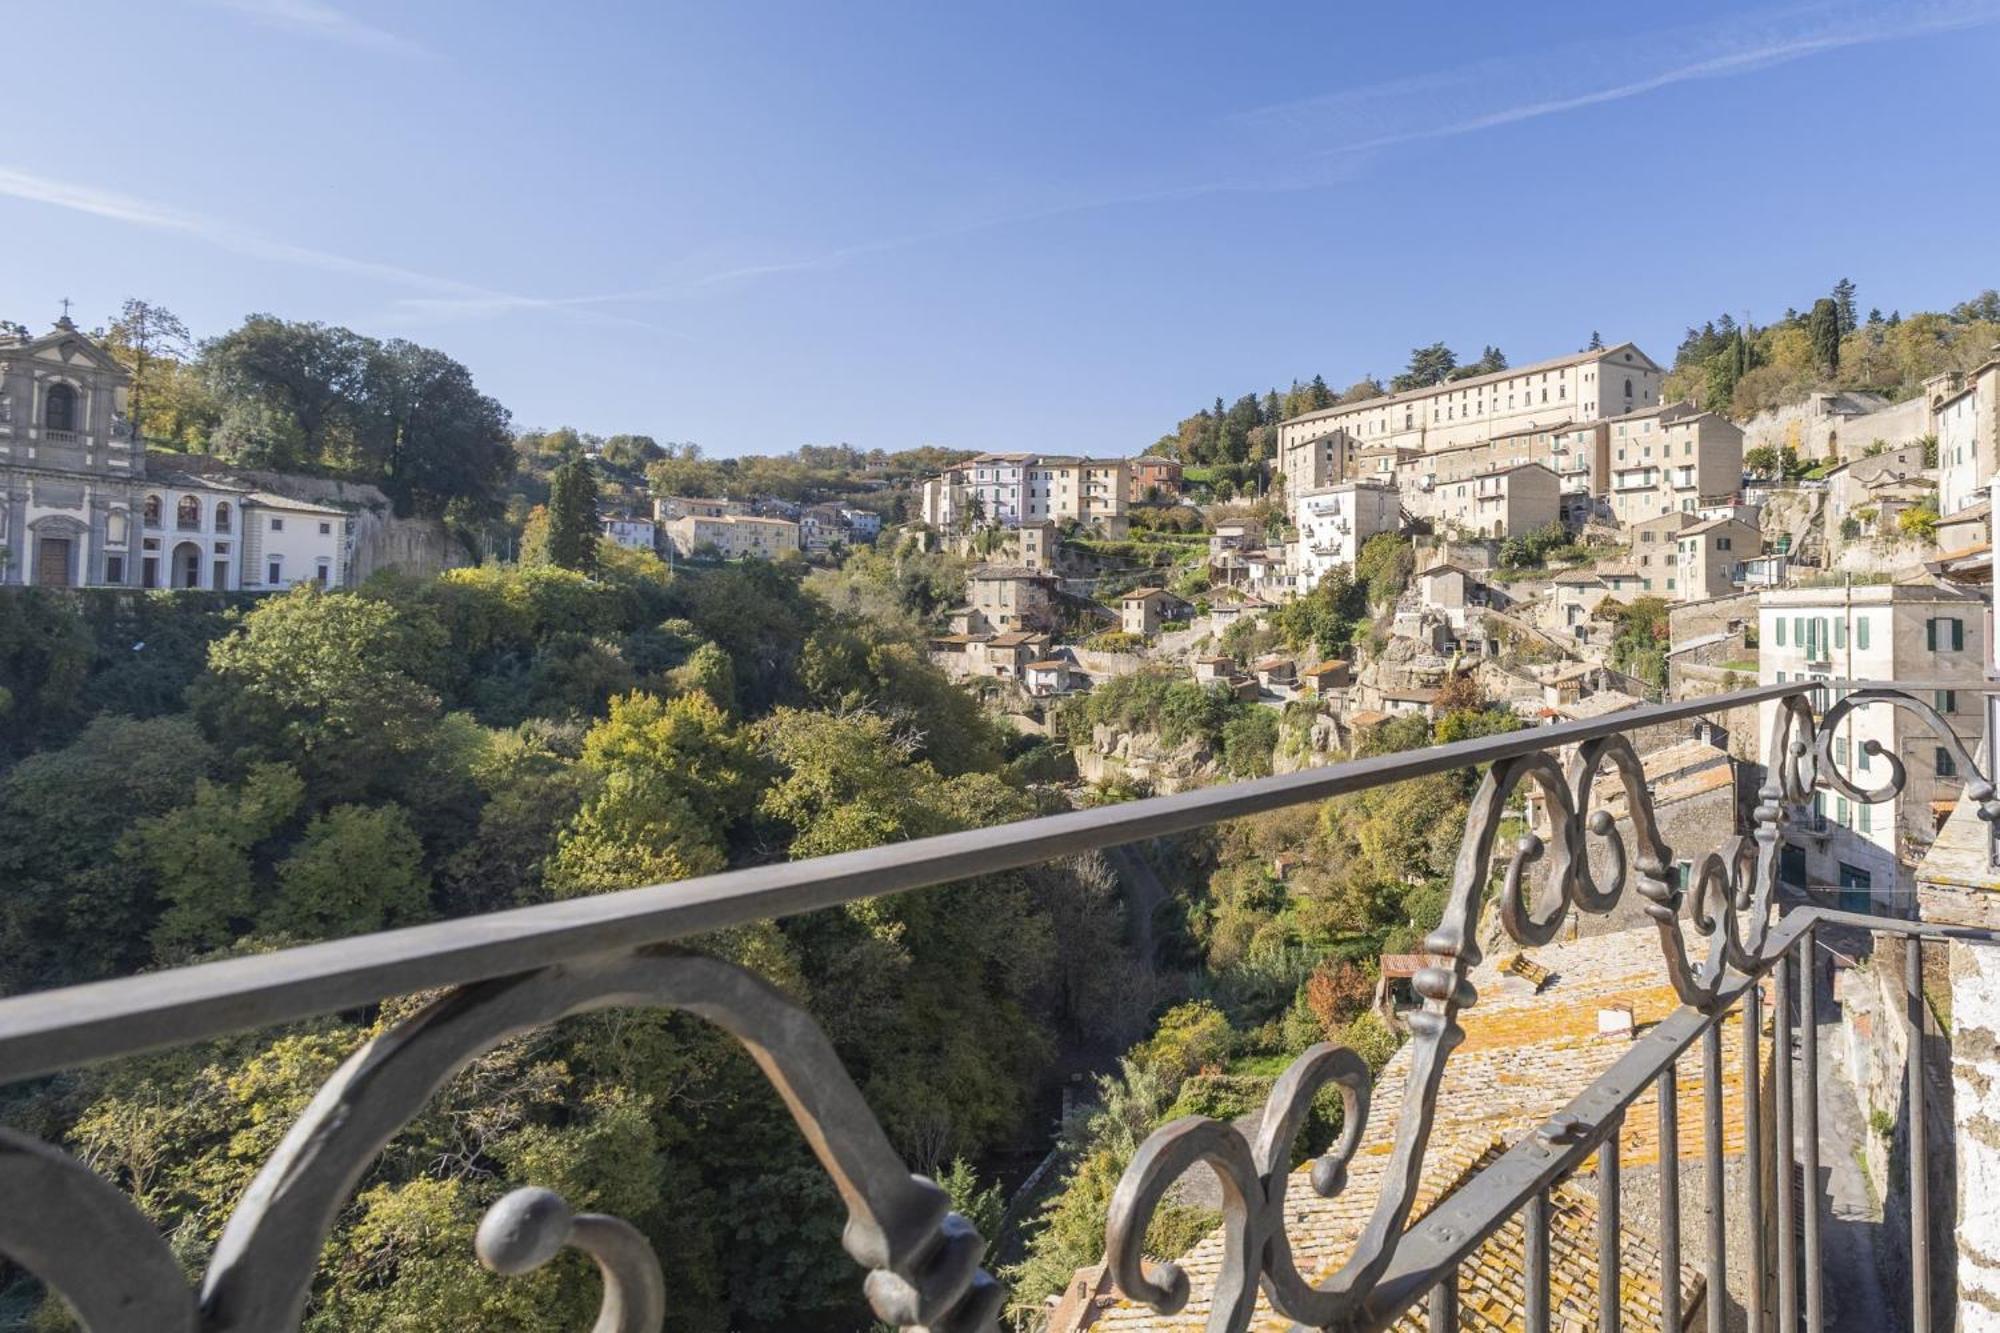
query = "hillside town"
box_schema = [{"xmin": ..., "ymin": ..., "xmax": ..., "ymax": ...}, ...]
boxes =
[{"xmin": 8, "ymin": 305, "xmax": 2000, "ymax": 1330}]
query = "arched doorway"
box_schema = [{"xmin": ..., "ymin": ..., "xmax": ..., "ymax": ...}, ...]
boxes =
[{"xmin": 171, "ymin": 541, "xmax": 202, "ymax": 589}]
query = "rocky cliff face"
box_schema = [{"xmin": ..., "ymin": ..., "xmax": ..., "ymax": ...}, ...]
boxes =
[{"xmin": 1077, "ymin": 722, "xmax": 1221, "ymax": 793}]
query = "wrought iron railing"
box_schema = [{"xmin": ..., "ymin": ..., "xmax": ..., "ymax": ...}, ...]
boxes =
[{"xmin": 0, "ymin": 680, "xmax": 1993, "ymax": 1331}]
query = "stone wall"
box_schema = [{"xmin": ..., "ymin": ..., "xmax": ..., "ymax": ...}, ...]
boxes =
[
  {"xmin": 1951, "ymin": 942, "xmax": 2000, "ymax": 1327},
  {"xmin": 1833, "ymin": 941, "xmax": 1957, "ymax": 1331},
  {"xmin": 1669, "ymin": 592, "xmax": 1760, "ymax": 646},
  {"xmin": 1739, "ymin": 392, "xmax": 1927, "ymax": 463}
]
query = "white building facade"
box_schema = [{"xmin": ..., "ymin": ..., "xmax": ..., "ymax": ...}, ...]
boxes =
[
  {"xmin": 1, "ymin": 319, "xmax": 347, "ymax": 590},
  {"xmin": 1759, "ymin": 581, "xmax": 1988, "ymax": 906},
  {"xmin": 1292, "ymin": 480, "xmax": 1399, "ymax": 592}
]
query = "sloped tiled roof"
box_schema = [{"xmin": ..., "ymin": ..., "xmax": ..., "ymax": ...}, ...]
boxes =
[{"xmin": 1076, "ymin": 923, "xmax": 1737, "ymax": 1331}]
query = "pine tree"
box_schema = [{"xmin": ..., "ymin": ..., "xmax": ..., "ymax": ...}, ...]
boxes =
[
  {"xmin": 1307, "ymin": 374, "xmax": 1334, "ymax": 410},
  {"xmin": 545, "ymin": 455, "xmax": 602, "ymax": 573},
  {"xmin": 1587, "ymin": 330, "xmax": 1604, "ymax": 350},
  {"xmin": 1833, "ymin": 278, "xmax": 1858, "ymax": 335},
  {"xmin": 1867, "ymin": 308, "xmax": 1884, "ymax": 327}
]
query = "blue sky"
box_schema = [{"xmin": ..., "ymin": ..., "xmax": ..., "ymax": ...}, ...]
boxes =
[{"xmin": 9, "ymin": 1, "xmax": 2000, "ymax": 456}]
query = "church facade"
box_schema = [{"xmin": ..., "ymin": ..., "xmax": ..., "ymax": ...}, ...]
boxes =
[{"xmin": 0, "ymin": 319, "xmax": 350, "ymax": 590}]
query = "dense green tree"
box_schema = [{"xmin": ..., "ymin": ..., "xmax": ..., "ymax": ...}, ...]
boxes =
[
  {"xmin": 193, "ymin": 587, "xmax": 448, "ymax": 806},
  {"xmin": 0, "ymin": 715, "xmax": 218, "ymax": 989},
  {"xmin": 1807, "ymin": 298, "xmax": 1842, "ymax": 375},
  {"xmin": 545, "ymin": 455, "xmax": 603, "ymax": 574},
  {"xmin": 138, "ymin": 763, "xmax": 305, "ymax": 958},
  {"xmin": 1394, "ymin": 342, "xmax": 1457, "ymax": 390},
  {"xmin": 548, "ymin": 691, "xmax": 761, "ymax": 893},
  {"xmin": 265, "ymin": 804, "xmax": 430, "ymax": 939}
]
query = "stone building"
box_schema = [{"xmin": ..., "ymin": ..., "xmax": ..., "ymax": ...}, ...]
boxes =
[
  {"xmin": 1415, "ymin": 461, "xmax": 1560, "ymax": 538},
  {"xmin": 1604, "ymin": 403, "xmax": 1745, "ymax": 526},
  {"xmin": 967, "ymin": 565, "xmax": 1058, "ymax": 633},
  {"xmin": 1671, "ymin": 515, "xmax": 1759, "ymax": 601},
  {"xmin": 663, "ymin": 512, "xmax": 799, "ymax": 560},
  {"xmin": 1759, "ymin": 579, "xmax": 1988, "ymax": 906},
  {"xmin": 1, "ymin": 318, "xmax": 348, "ymax": 590},
  {"xmin": 1291, "ymin": 480, "xmax": 1399, "ymax": 591},
  {"xmin": 1274, "ymin": 342, "xmax": 1665, "ymax": 462},
  {"xmin": 1937, "ymin": 358, "xmax": 2000, "ymax": 517}
]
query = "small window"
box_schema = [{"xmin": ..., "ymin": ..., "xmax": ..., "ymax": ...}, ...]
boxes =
[
  {"xmin": 1836, "ymin": 796, "xmax": 1850, "ymax": 826},
  {"xmin": 1856, "ymin": 616, "xmax": 1870, "ymax": 650},
  {"xmin": 176, "ymin": 495, "xmax": 201, "ymax": 530},
  {"xmin": 1935, "ymin": 690, "xmax": 1958, "ymax": 714},
  {"xmin": 104, "ymin": 554, "xmax": 124, "ymax": 585},
  {"xmin": 1835, "ymin": 738, "xmax": 1849, "ymax": 766},
  {"xmin": 1776, "ymin": 618, "xmax": 1787, "ymax": 647},
  {"xmin": 1859, "ymin": 803, "xmax": 1872, "ymax": 834},
  {"xmin": 268, "ymin": 560, "xmax": 283, "ymax": 585},
  {"xmin": 1938, "ymin": 746, "xmax": 1958, "ymax": 778},
  {"xmin": 319, "ymin": 521, "xmax": 332, "ymax": 535},
  {"xmin": 214, "ymin": 501, "xmax": 231, "ymax": 533},
  {"xmin": 144, "ymin": 495, "xmax": 162, "ymax": 527},
  {"xmin": 271, "ymin": 517, "xmax": 285, "ymax": 532}
]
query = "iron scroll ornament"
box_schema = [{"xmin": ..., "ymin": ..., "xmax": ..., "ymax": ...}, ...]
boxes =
[
  {"xmin": 1100, "ymin": 698, "xmax": 1909, "ymax": 1332},
  {"xmin": 0, "ymin": 950, "xmax": 1003, "ymax": 1333}
]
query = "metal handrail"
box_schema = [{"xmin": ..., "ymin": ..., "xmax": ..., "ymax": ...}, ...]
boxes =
[
  {"xmin": 0, "ymin": 680, "xmax": 1816, "ymax": 1083},
  {"xmin": 0, "ymin": 677, "xmax": 1994, "ymax": 1333}
]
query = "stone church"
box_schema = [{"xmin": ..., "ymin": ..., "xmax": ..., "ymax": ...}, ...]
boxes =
[{"xmin": 0, "ymin": 317, "xmax": 349, "ymax": 590}]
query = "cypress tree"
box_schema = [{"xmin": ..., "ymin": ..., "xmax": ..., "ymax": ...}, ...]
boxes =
[
  {"xmin": 1807, "ymin": 298, "xmax": 1842, "ymax": 376},
  {"xmin": 546, "ymin": 455, "xmax": 602, "ymax": 573}
]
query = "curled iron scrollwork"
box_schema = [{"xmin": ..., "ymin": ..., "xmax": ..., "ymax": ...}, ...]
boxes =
[
  {"xmin": 0, "ymin": 950, "xmax": 1002, "ymax": 1333},
  {"xmin": 1104, "ymin": 686, "xmax": 1997, "ymax": 1331}
]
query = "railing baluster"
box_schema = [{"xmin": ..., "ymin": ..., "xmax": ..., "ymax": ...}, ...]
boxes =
[
  {"xmin": 1704, "ymin": 1021, "xmax": 1726, "ymax": 1333},
  {"xmin": 1431, "ymin": 1270, "xmax": 1460, "ymax": 1330},
  {"xmin": 1908, "ymin": 935, "xmax": 1931, "ymax": 1333},
  {"xmin": 1659, "ymin": 1062, "xmax": 1682, "ymax": 1332},
  {"xmin": 1526, "ymin": 1189, "xmax": 1551, "ymax": 1333},
  {"xmin": 1803, "ymin": 923, "xmax": 1824, "ymax": 1333},
  {"xmin": 1777, "ymin": 948, "xmax": 1797, "ymax": 1331},
  {"xmin": 1598, "ymin": 1114, "xmax": 1622, "ymax": 1333},
  {"xmin": 1744, "ymin": 980, "xmax": 1766, "ymax": 1329}
]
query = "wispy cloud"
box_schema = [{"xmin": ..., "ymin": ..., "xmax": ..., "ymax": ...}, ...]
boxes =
[
  {"xmin": 0, "ymin": 164, "xmax": 661, "ymax": 330},
  {"xmin": 201, "ymin": 0, "xmax": 423, "ymax": 56},
  {"xmin": 1236, "ymin": 0, "xmax": 2000, "ymax": 160}
]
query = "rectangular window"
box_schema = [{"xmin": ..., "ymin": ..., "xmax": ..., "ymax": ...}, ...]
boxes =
[
  {"xmin": 1856, "ymin": 615, "xmax": 1870, "ymax": 650},
  {"xmin": 1833, "ymin": 619, "xmax": 1845, "ymax": 648},
  {"xmin": 104, "ymin": 555, "xmax": 124, "ymax": 584},
  {"xmin": 1836, "ymin": 796, "xmax": 1850, "ymax": 826},
  {"xmin": 270, "ymin": 518, "xmax": 285, "ymax": 532},
  {"xmin": 268, "ymin": 560, "xmax": 283, "ymax": 585},
  {"xmin": 1938, "ymin": 746, "xmax": 1958, "ymax": 777},
  {"xmin": 1776, "ymin": 618, "xmax": 1787, "ymax": 647},
  {"xmin": 1776, "ymin": 671, "xmax": 1786, "ymax": 682},
  {"xmin": 1859, "ymin": 744, "xmax": 1871, "ymax": 772},
  {"xmin": 1835, "ymin": 737, "xmax": 1849, "ymax": 766},
  {"xmin": 1936, "ymin": 690, "xmax": 1958, "ymax": 714},
  {"xmin": 1859, "ymin": 803, "xmax": 1872, "ymax": 834},
  {"xmin": 1793, "ymin": 615, "xmax": 1804, "ymax": 648}
]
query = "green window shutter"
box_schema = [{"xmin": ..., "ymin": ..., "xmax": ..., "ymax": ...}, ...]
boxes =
[
  {"xmin": 1953, "ymin": 618, "xmax": 1965, "ymax": 651},
  {"xmin": 1834, "ymin": 619, "xmax": 1846, "ymax": 649},
  {"xmin": 1777, "ymin": 618, "xmax": 1787, "ymax": 647},
  {"xmin": 1856, "ymin": 616, "xmax": 1870, "ymax": 650},
  {"xmin": 1927, "ymin": 618, "xmax": 1938, "ymax": 651},
  {"xmin": 1859, "ymin": 803, "xmax": 1872, "ymax": 834}
]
